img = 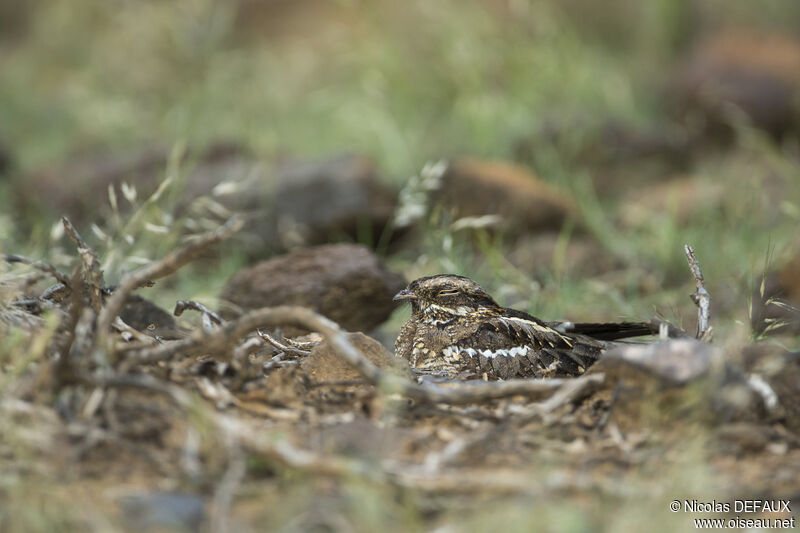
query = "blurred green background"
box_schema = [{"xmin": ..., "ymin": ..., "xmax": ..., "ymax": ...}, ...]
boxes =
[
  {"xmin": 2, "ymin": 2, "xmax": 800, "ymax": 532},
  {"xmin": 2, "ymin": 0, "xmax": 800, "ymax": 335}
]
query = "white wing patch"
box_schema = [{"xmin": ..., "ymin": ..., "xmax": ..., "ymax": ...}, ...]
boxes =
[
  {"xmin": 497, "ymin": 316, "xmax": 573, "ymax": 347},
  {"xmin": 443, "ymin": 345, "xmax": 531, "ymax": 361}
]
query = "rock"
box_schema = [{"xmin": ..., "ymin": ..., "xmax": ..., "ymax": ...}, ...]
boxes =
[
  {"xmin": 507, "ymin": 234, "xmax": 621, "ymax": 277},
  {"xmin": 776, "ymin": 251, "xmax": 800, "ymax": 303},
  {"xmin": 14, "ymin": 142, "xmax": 267, "ymax": 229},
  {"xmin": 119, "ymin": 295, "xmax": 182, "ymax": 339},
  {"xmin": 434, "ymin": 159, "xmax": 577, "ymax": 234},
  {"xmin": 271, "ymin": 153, "xmax": 397, "ymax": 247},
  {"xmin": 587, "ymin": 339, "xmax": 729, "ymax": 430},
  {"xmin": 588, "ymin": 340, "xmax": 788, "ymax": 431},
  {"xmin": 262, "ymin": 333, "xmax": 409, "ymax": 413},
  {"xmin": 618, "ymin": 176, "xmax": 724, "ymax": 228},
  {"xmin": 220, "ymin": 243, "xmax": 405, "ymax": 332},
  {"xmin": 0, "ymin": 2, "xmax": 35, "ymax": 44},
  {"xmin": 588, "ymin": 121, "xmax": 691, "ymax": 168},
  {"xmin": 15, "ymin": 144, "xmax": 166, "ymax": 226},
  {"xmin": 312, "ymin": 418, "xmax": 404, "ymax": 459},
  {"xmin": 301, "ymin": 332, "xmax": 409, "ymax": 383},
  {"xmin": 0, "ymin": 302, "xmax": 45, "ymax": 334},
  {"xmin": 672, "ymin": 29, "xmax": 800, "ymax": 140},
  {"xmin": 178, "ymin": 146, "xmax": 270, "ymax": 216},
  {"xmin": 591, "ymin": 339, "xmax": 719, "ymax": 387},
  {"xmin": 513, "ymin": 118, "xmax": 693, "ymax": 194},
  {"xmin": 751, "ymin": 248, "xmax": 800, "ymax": 336},
  {"xmin": 119, "ymin": 491, "xmax": 205, "ymax": 532},
  {"xmin": 715, "ymin": 423, "xmax": 775, "ymax": 455},
  {"xmin": 0, "ymin": 138, "xmax": 13, "ymax": 177},
  {"xmin": 740, "ymin": 344, "xmax": 800, "ymax": 433}
]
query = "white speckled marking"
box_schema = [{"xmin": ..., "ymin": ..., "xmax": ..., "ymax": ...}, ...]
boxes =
[
  {"xmin": 443, "ymin": 345, "xmax": 531, "ymax": 360},
  {"xmin": 425, "ymin": 304, "xmax": 470, "ymax": 317}
]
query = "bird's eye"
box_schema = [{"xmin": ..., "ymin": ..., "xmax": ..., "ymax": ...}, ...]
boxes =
[{"xmin": 437, "ymin": 288, "xmax": 459, "ymax": 296}]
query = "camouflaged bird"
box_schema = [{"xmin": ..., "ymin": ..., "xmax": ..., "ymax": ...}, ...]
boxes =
[{"xmin": 394, "ymin": 274, "xmax": 655, "ymax": 380}]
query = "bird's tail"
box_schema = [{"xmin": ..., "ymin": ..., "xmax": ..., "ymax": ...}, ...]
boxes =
[{"xmin": 547, "ymin": 321, "xmax": 657, "ymax": 341}]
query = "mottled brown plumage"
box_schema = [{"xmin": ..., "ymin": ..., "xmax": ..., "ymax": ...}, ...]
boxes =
[{"xmin": 394, "ymin": 274, "xmax": 654, "ymax": 380}]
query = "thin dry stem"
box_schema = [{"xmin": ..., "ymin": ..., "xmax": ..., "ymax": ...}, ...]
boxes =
[
  {"xmin": 258, "ymin": 329, "xmax": 312, "ymax": 357},
  {"xmin": 96, "ymin": 217, "xmax": 242, "ymax": 358},
  {"xmin": 2, "ymin": 253, "xmax": 72, "ymax": 287},
  {"xmin": 684, "ymin": 244, "xmax": 712, "ymax": 341},
  {"xmin": 174, "ymin": 300, "xmax": 224, "ymax": 325},
  {"xmin": 62, "ymin": 217, "xmax": 105, "ymax": 311}
]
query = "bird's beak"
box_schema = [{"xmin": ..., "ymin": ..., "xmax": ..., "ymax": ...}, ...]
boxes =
[{"xmin": 393, "ymin": 289, "xmax": 417, "ymax": 302}]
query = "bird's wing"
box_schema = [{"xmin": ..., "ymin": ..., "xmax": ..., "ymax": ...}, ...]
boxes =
[
  {"xmin": 443, "ymin": 308, "xmax": 606, "ymax": 379},
  {"xmin": 489, "ymin": 308, "xmax": 576, "ymax": 349}
]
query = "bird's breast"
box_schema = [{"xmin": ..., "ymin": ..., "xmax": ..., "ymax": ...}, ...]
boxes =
[{"xmin": 409, "ymin": 319, "xmax": 480, "ymax": 367}]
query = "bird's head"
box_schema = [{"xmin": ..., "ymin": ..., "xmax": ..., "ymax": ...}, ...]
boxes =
[{"xmin": 393, "ymin": 274, "xmax": 499, "ymax": 315}]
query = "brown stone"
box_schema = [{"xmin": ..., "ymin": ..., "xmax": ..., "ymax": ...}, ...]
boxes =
[
  {"xmin": 590, "ymin": 339, "xmax": 718, "ymax": 387},
  {"xmin": 507, "ymin": 234, "xmax": 621, "ymax": 277},
  {"xmin": 120, "ymin": 295, "xmax": 182, "ymax": 340},
  {"xmin": 752, "ymin": 246, "xmax": 800, "ymax": 336},
  {"xmin": 14, "ymin": 142, "xmax": 267, "ymax": 229},
  {"xmin": 513, "ymin": 118, "xmax": 693, "ymax": 195},
  {"xmin": 777, "ymin": 252, "xmax": 800, "ymax": 303},
  {"xmin": 435, "ymin": 158, "xmax": 577, "ymax": 233},
  {"xmin": 619, "ymin": 176, "xmax": 724, "ymax": 228},
  {"xmin": 0, "ymin": 138, "xmax": 13, "ymax": 178},
  {"xmin": 300, "ymin": 332, "xmax": 409, "ymax": 384},
  {"xmin": 740, "ymin": 343, "xmax": 800, "ymax": 433},
  {"xmin": 220, "ymin": 243, "xmax": 405, "ymax": 332},
  {"xmin": 271, "ymin": 153, "xmax": 397, "ymax": 247},
  {"xmin": 672, "ymin": 29, "xmax": 800, "ymax": 139},
  {"xmin": 587, "ymin": 340, "xmax": 788, "ymax": 431},
  {"xmin": 586, "ymin": 339, "xmax": 723, "ymax": 431}
]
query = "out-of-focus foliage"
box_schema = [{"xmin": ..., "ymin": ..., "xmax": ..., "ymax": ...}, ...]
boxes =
[{"xmin": 2, "ymin": 1, "xmax": 800, "ymax": 531}]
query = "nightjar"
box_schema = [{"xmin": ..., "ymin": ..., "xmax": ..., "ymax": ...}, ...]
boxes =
[{"xmin": 394, "ymin": 274, "xmax": 654, "ymax": 380}]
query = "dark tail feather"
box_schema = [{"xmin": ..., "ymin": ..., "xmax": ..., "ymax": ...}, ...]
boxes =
[{"xmin": 546, "ymin": 321, "xmax": 657, "ymax": 341}]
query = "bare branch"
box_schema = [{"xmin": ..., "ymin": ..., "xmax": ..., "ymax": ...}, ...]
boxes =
[
  {"xmin": 2, "ymin": 254, "xmax": 72, "ymax": 287},
  {"xmin": 684, "ymin": 244, "xmax": 712, "ymax": 341},
  {"xmin": 95, "ymin": 217, "xmax": 243, "ymax": 358},
  {"xmin": 51, "ymin": 270, "xmax": 87, "ymax": 385},
  {"xmin": 62, "ymin": 216, "xmax": 105, "ymax": 312},
  {"xmin": 112, "ymin": 317, "xmax": 158, "ymax": 346},
  {"xmin": 174, "ymin": 300, "xmax": 223, "ymax": 325},
  {"xmin": 536, "ymin": 373, "xmax": 605, "ymax": 413},
  {"xmin": 258, "ymin": 329, "xmax": 311, "ymax": 357}
]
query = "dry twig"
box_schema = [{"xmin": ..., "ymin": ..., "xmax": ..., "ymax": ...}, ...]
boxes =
[
  {"xmin": 62, "ymin": 217, "xmax": 105, "ymax": 312},
  {"xmin": 95, "ymin": 217, "xmax": 243, "ymax": 357},
  {"xmin": 684, "ymin": 245, "xmax": 712, "ymax": 341},
  {"xmin": 2, "ymin": 253, "xmax": 72, "ymax": 287},
  {"xmin": 174, "ymin": 300, "xmax": 223, "ymax": 325},
  {"xmin": 536, "ymin": 372, "xmax": 605, "ymax": 413},
  {"xmin": 112, "ymin": 317, "xmax": 159, "ymax": 345},
  {"xmin": 175, "ymin": 300, "xmax": 224, "ymax": 334},
  {"xmin": 258, "ymin": 329, "xmax": 312, "ymax": 357}
]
